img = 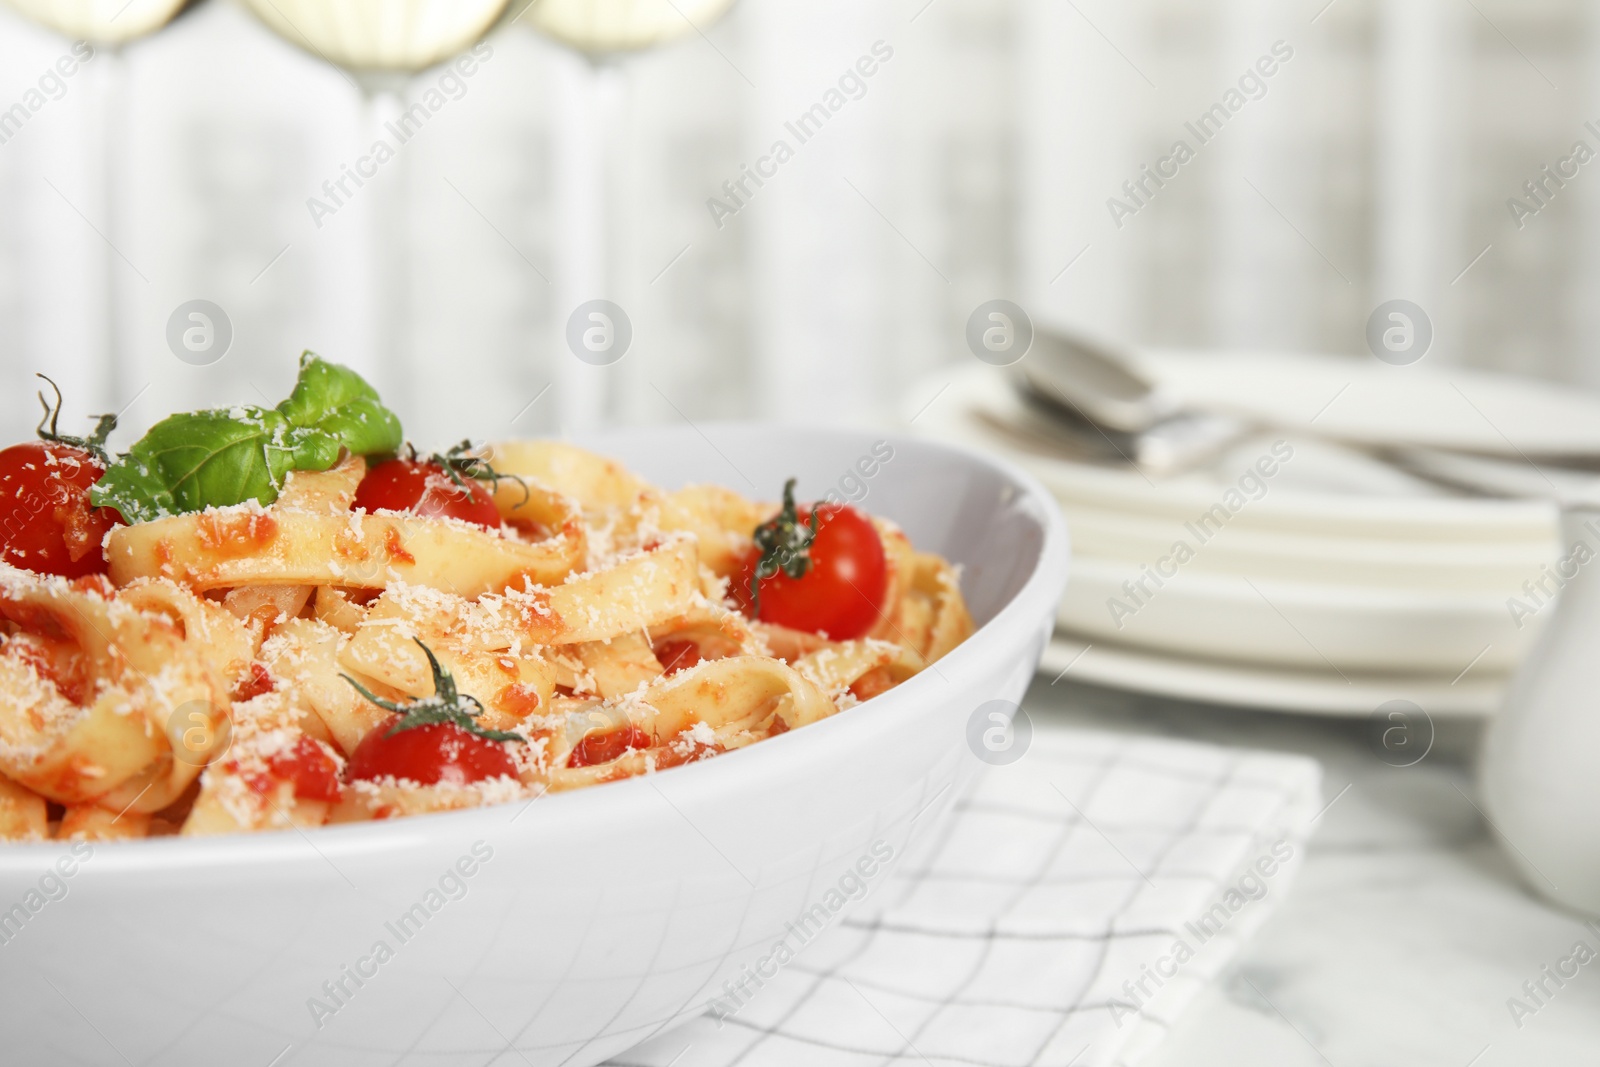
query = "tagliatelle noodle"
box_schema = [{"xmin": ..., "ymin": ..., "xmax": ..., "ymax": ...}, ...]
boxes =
[
  {"xmin": 335, "ymin": 589, "xmax": 561, "ymax": 732},
  {"xmin": 58, "ymin": 803, "xmax": 150, "ymax": 842},
  {"xmin": 275, "ymin": 453, "xmax": 367, "ymax": 513},
  {"xmin": 181, "ymin": 690, "xmax": 338, "ymax": 836},
  {"xmin": 106, "ymin": 508, "xmax": 581, "ymax": 599},
  {"xmin": 487, "ymin": 441, "xmax": 766, "ymax": 577},
  {"xmin": 794, "ymin": 639, "xmax": 919, "ymax": 696},
  {"xmin": 0, "ymin": 570, "xmax": 238, "ymax": 817},
  {"xmin": 866, "ymin": 519, "xmax": 915, "ymax": 642},
  {"xmin": 312, "ymin": 586, "xmax": 367, "ymax": 633},
  {"xmin": 540, "ymin": 656, "xmax": 836, "ymax": 792},
  {"xmin": 484, "ymin": 536, "xmax": 704, "ymax": 646},
  {"xmin": 653, "ymin": 485, "xmax": 773, "ymax": 577},
  {"xmin": 260, "ymin": 619, "xmax": 391, "ymax": 757},
  {"xmin": 572, "ymin": 633, "xmax": 663, "ymax": 700},
  {"xmin": 0, "ymin": 773, "xmax": 47, "ymax": 840},
  {"xmin": 222, "ymin": 585, "xmax": 314, "ymax": 645},
  {"xmin": 909, "ymin": 553, "xmax": 973, "ymax": 663},
  {"xmin": 329, "ymin": 775, "xmax": 528, "ymax": 823},
  {"xmin": 0, "ymin": 441, "xmax": 976, "ymax": 839},
  {"xmin": 488, "ymin": 440, "xmax": 647, "ymax": 511}
]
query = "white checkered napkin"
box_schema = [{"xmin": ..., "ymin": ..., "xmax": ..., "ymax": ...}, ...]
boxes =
[{"xmin": 609, "ymin": 724, "xmax": 1322, "ymax": 1067}]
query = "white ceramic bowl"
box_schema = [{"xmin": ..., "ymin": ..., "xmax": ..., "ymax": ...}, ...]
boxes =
[{"xmin": 0, "ymin": 424, "xmax": 1069, "ymax": 1067}]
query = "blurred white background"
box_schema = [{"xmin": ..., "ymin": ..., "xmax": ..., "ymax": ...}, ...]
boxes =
[{"xmin": 0, "ymin": 0, "xmax": 1593, "ymax": 447}]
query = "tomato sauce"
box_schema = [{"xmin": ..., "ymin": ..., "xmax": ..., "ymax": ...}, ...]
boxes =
[
  {"xmin": 494, "ymin": 682, "xmax": 542, "ymax": 718},
  {"xmin": 568, "ymin": 725, "xmax": 652, "ymax": 768},
  {"xmin": 6, "ymin": 633, "xmax": 90, "ymax": 704},
  {"xmin": 264, "ymin": 737, "xmax": 341, "ymax": 803},
  {"xmin": 653, "ymin": 732, "xmax": 721, "ymax": 769},
  {"xmin": 0, "ymin": 597, "xmax": 70, "ymax": 641},
  {"xmin": 231, "ymin": 662, "xmax": 276, "ymax": 702},
  {"xmin": 383, "ymin": 527, "xmax": 415, "ymax": 565},
  {"xmin": 195, "ymin": 512, "xmax": 279, "ymax": 557},
  {"xmin": 652, "ymin": 639, "xmax": 702, "ymax": 676}
]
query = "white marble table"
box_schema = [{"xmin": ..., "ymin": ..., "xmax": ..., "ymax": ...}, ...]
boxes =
[{"xmin": 1029, "ymin": 677, "xmax": 1600, "ymax": 1067}]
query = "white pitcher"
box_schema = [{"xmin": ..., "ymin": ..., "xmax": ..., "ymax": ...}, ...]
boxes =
[{"xmin": 1481, "ymin": 502, "xmax": 1600, "ymax": 917}]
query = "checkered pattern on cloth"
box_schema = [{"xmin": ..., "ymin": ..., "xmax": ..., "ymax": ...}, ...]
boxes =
[{"xmin": 608, "ymin": 722, "xmax": 1323, "ymax": 1067}]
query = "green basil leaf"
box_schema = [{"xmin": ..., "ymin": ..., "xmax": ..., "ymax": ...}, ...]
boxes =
[
  {"xmin": 276, "ymin": 352, "xmax": 371, "ymax": 423},
  {"xmin": 277, "ymin": 352, "xmax": 402, "ymax": 458},
  {"xmin": 87, "ymin": 449, "xmax": 177, "ymax": 524},
  {"xmin": 90, "ymin": 408, "xmax": 292, "ymax": 523},
  {"xmin": 299, "ymin": 395, "xmax": 402, "ymax": 458},
  {"xmin": 89, "ymin": 354, "xmax": 402, "ymax": 523}
]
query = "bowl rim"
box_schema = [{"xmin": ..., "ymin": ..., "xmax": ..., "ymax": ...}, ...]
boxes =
[{"xmin": 0, "ymin": 423, "xmax": 1070, "ymax": 873}]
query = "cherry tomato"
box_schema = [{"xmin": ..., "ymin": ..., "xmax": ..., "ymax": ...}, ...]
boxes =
[
  {"xmin": 265, "ymin": 736, "xmax": 343, "ymax": 803},
  {"xmin": 354, "ymin": 459, "xmax": 502, "ymax": 531},
  {"xmin": 734, "ymin": 503, "xmax": 888, "ymax": 640},
  {"xmin": 568, "ymin": 725, "xmax": 652, "ymax": 768},
  {"xmin": 346, "ymin": 718, "xmax": 518, "ymax": 786},
  {"xmin": 0, "ymin": 441, "xmax": 120, "ymax": 578}
]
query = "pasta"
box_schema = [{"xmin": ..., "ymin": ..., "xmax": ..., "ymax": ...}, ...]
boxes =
[{"xmin": 0, "ymin": 442, "xmax": 973, "ymax": 840}]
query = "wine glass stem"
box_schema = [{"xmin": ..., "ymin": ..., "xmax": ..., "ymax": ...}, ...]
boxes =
[
  {"xmin": 101, "ymin": 46, "xmax": 128, "ymax": 409},
  {"xmin": 553, "ymin": 54, "xmax": 624, "ymax": 431}
]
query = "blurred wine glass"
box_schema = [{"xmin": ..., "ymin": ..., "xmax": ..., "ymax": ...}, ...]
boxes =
[
  {"xmin": 523, "ymin": 0, "xmax": 735, "ymax": 55},
  {"xmin": 1, "ymin": 0, "xmax": 190, "ymax": 42},
  {"xmin": 232, "ymin": 0, "xmax": 513, "ymax": 411},
  {"xmin": 1, "ymin": 0, "xmax": 195, "ymax": 408},
  {"xmin": 236, "ymin": 0, "xmax": 510, "ymax": 72},
  {"xmin": 8, "ymin": 0, "xmax": 740, "ymax": 429},
  {"xmin": 244, "ymin": 0, "xmax": 744, "ymax": 431},
  {"xmin": 523, "ymin": 0, "xmax": 738, "ymax": 429}
]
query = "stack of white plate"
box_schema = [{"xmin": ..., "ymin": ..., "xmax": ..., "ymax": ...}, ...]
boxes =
[{"xmin": 912, "ymin": 357, "xmax": 1580, "ymax": 716}]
